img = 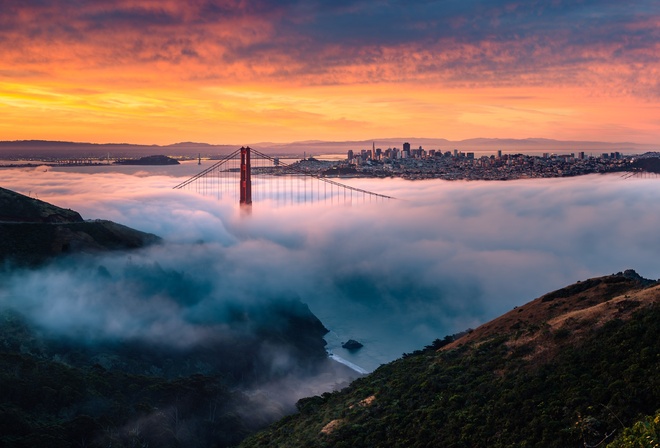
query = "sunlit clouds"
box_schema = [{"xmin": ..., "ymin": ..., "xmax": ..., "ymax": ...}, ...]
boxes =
[{"xmin": 0, "ymin": 0, "xmax": 659, "ymax": 144}]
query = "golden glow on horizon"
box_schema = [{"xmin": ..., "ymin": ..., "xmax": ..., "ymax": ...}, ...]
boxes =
[
  {"xmin": 0, "ymin": 38, "xmax": 660, "ymax": 144},
  {"xmin": 2, "ymin": 0, "xmax": 659, "ymax": 147},
  {"xmin": 2, "ymin": 73, "xmax": 658, "ymax": 145}
]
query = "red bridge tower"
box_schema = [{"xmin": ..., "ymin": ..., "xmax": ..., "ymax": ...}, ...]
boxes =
[{"xmin": 240, "ymin": 146, "xmax": 252, "ymax": 205}]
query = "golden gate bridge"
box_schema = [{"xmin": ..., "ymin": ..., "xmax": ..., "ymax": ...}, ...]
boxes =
[{"xmin": 173, "ymin": 146, "xmax": 394, "ymax": 206}]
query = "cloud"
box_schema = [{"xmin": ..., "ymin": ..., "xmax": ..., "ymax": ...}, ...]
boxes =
[
  {"xmin": 2, "ymin": 0, "xmax": 658, "ymax": 91},
  {"xmin": 1, "ymin": 1, "xmax": 659, "ymax": 146},
  {"xmin": 2, "ymin": 166, "xmax": 660, "ymax": 371}
]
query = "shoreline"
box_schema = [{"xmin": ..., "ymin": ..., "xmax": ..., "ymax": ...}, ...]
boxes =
[{"xmin": 328, "ymin": 352, "xmax": 370, "ymax": 375}]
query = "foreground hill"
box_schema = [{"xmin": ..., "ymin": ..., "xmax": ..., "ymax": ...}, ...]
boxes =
[
  {"xmin": 0, "ymin": 187, "xmax": 359, "ymax": 447},
  {"xmin": 0, "ymin": 297, "xmax": 345, "ymax": 447},
  {"xmin": 0, "ymin": 186, "xmax": 160, "ymax": 266},
  {"xmin": 241, "ymin": 271, "xmax": 660, "ymax": 448}
]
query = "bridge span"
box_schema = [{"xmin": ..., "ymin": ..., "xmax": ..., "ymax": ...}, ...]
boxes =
[{"xmin": 173, "ymin": 146, "xmax": 394, "ymax": 207}]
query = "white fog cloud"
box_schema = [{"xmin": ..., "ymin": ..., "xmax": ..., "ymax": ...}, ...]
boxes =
[{"xmin": 2, "ymin": 166, "xmax": 660, "ymax": 370}]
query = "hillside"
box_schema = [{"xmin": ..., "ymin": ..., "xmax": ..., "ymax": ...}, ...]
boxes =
[
  {"xmin": 0, "ymin": 297, "xmax": 348, "ymax": 447},
  {"xmin": 0, "ymin": 187, "xmax": 360, "ymax": 447},
  {"xmin": 114, "ymin": 154, "xmax": 180, "ymax": 165},
  {"xmin": 0, "ymin": 186, "xmax": 160, "ymax": 266},
  {"xmin": 0, "ymin": 186, "xmax": 83, "ymax": 223},
  {"xmin": 241, "ymin": 271, "xmax": 660, "ymax": 448}
]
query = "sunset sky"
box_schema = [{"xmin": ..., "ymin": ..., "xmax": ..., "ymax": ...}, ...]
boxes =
[{"xmin": 1, "ymin": 0, "xmax": 659, "ymax": 145}]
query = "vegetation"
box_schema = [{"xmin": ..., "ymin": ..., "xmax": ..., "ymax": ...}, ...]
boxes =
[
  {"xmin": 242, "ymin": 281, "xmax": 660, "ymax": 448},
  {"xmin": 608, "ymin": 410, "xmax": 660, "ymax": 448},
  {"xmin": 114, "ymin": 154, "xmax": 180, "ymax": 165},
  {"xmin": 0, "ymin": 294, "xmax": 336, "ymax": 447},
  {"xmin": 3, "ymin": 189, "xmax": 659, "ymax": 446},
  {"xmin": 0, "ymin": 353, "xmax": 251, "ymax": 447},
  {"xmin": 0, "ymin": 187, "xmax": 350, "ymax": 446},
  {"xmin": 0, "ymin": 186, "xmax": 82, "ymax": 223},
  {"xmin": 0, "ymin": 308, "xmax": 250, "ymax": 447},
  {"xmin": 631, "ymin": 157, "xmax": 660, "ymax": 174},
  {"xmin": 0, "ymin": 186, "xmax": 160, "ymax": 267}
]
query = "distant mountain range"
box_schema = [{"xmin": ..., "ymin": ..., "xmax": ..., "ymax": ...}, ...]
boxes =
[{"xmin": 0, "ymin": 138, "xmax": 656, "ymax": 159}]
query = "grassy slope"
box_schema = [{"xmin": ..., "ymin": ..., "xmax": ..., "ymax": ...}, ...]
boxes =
[
  {"xmin": 0, "ymin": 186, "xmax": 82, "ymax": 223},
  {"xmin": 0, "ymin": 186, "xmax": 160, "ymax": 266},
  {"xmin": 241, "ymin": 273, "xmax": 660, "ymax": 448}
]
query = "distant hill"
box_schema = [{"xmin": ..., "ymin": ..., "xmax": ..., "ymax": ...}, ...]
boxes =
[
  {"xmin": 0, "ymin": 186, "xmax": 160, "ymax": 266},
  {"xmin": 0, "ymin": 140, "xmax": 237, "ymax": 159},
  {"xmin": 0, "ymin": 138, "xmax": 656, "ymax": 159},
  {"xmin": 241, "ymin": 270, "xmax": 660, "ymax": 448},
  {"xmin": 630, "ymin": 155, "xmax": 660, "ymax": 173},
  {"xmin": 113, "ymin": 154, "xmax": 180, "ymax": 165}
]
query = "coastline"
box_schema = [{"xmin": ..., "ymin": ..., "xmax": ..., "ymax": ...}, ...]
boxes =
[{"xmin": 328, "ymin": 352, "xmax": 370, "ymax": 375}]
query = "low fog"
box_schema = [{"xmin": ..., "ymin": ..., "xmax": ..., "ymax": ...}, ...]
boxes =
[{"xmin": 2, "ymin": 166, "xmax": 660, "ymax": 372}]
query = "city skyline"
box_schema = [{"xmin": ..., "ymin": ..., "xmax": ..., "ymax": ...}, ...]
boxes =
[{"xmin": 1, "ymin": 1, "xmax": 659, "ymax": 145}]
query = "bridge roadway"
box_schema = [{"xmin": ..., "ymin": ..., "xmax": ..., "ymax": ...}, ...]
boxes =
[{"xmin": 173, "ymin": 146, "xmax": 394, "ymax": 206}]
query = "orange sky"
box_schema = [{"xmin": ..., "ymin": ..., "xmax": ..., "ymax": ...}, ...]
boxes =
[{"xmin": 1, "ymin": 1, "xmax": 659, "ymax": 145}]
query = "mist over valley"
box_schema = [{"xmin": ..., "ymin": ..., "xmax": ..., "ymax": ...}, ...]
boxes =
[
  {"xmin": 3, "ymin": 164, "xmax": 660, "ymax": 369},
  {"xmin": 2, "ymin": 162, "xmax": 660, "ymax": 446}
]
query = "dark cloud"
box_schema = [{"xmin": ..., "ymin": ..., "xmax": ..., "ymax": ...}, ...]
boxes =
[
  {"xmin": 80, "ymin": 7, "xmax": 183, "ymax": 31},
  {"xmin": 1, "ymin": 0, "xmax": 658, "ymax": 90}
]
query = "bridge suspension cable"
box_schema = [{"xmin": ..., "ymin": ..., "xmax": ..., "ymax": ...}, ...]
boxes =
[
  {"xmin": 172, "ymin": 148, "xmax": 241, "ymax": 190},
  {"xmin": 249, "ymin": 148, "xmax": 395, "ymax": 201},
  {"xmin": 173, "ymin": 146, "xmax": 395, "ymax": 206}
]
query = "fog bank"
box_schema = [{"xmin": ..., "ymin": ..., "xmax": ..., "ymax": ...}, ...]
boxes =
[{"xmin": 2, "ymin": 166, "xmax": 659, "ymax": 370}]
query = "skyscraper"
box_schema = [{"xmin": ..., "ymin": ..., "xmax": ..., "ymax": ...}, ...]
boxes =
[{"xmin": 403, "ymin": 142, "xmax": 411, "ymax": 159}]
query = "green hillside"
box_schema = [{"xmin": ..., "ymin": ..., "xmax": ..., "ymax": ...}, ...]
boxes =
[
  {"xmin": 241, "ymin": 272, "xmax": 660, "ymax": 448},
  {"xmin": 0, "ymin": 186, "xmax": 160, "ymax": 266},
  {"xmin": 0, "ymin": 186, "xmax": 83, "ymax": 223},
  {"xmin": 0, "ymin": 296, "xmax": 338, "ymax": 448},
  {"xmin": 0, "ymin": 187, "xmax": 356, "ymax": 447}
]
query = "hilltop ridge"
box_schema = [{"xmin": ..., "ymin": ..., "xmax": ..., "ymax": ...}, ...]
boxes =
[
  {"xmin": 242, "ymin": 271, "xmax": 660, "ymax": 448},
  {"xmin": 0, "ymin": 186, "xmax": 83, "ymax": 223},
  {"xmin": 0, "ymin": 186, "xmax": 160, "ymax": 266},
  {"xmin": 443, "ymin": 269, "xmax": 657, "ymax": 353}
]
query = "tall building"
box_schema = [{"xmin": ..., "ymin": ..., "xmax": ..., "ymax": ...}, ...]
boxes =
[
  {"xmin": 497, "ymin": 150, "xmax": 502, "ymax": 159},
  {"xmin": 402, "ymin": 142, "xmax": 411, "ymax": 159}
]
